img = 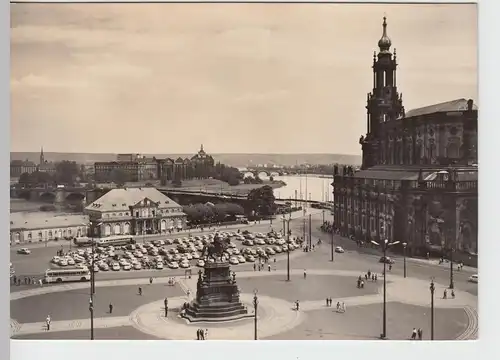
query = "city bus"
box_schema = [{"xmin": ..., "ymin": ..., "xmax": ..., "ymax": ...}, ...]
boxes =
[
  {"xmin": 44, "ymin": 266, "xmax": 91, "ymax": 283},
  {"xmin": 74, "ymin": 235, "xmax": 135, "ymax": 247}
]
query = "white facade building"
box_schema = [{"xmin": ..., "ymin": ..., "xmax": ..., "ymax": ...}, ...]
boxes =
[
  {"xmin": 84, "ymin": 187, "xmax": 187, "ymax": 237},
  {"xmin": 10, "ymin": 213, "xmax": 89, "ymax": 245}
]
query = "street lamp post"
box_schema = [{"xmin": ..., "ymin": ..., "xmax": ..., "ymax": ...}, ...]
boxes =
[
  {"xmin": 309, "ymin": 214, "xmax": 312, "ymax": 249},
  {"xmin": 286, "ymin": 213, "xmax": 291, "ymax": 281},
  {"xmin": 330, "ymin": 224, "xmax": 335, "ymax": 262},
  {"xmin": 87, "ymin": 221, "xmax": 103, "ymax": 295},
  {"xmin": 371, "ymin": 238, "xmax": 400, "ymax": 340},
  {"xmin": 89, "ymin": 297, "xmax": 94, "ymax": 340},
  {"xmin": 430, "ymin": 279, "xmax": 435, "ymax": 340},
  {"xmin": 402, "ymin": 242, "xmax": 407, "ymax": 278},
  {"xmin": 253, "ymin": 289, "xmax": 259, "ymax": 340},
  {"xmin": 449, "ymin": 247, "xmax": 454, "ymax": 289},
  {"xmin": 436, "ymin": 217, "xmax": 454, "ymax": 289}
]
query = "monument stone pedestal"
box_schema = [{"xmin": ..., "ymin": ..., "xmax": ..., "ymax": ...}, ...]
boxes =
[{"xmin": 183, "ymin": 261, "xmax": 251, "ymax": 322}]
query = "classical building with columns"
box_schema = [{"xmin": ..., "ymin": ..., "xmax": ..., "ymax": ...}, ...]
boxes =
[
  {"xmin": 85, "ymin": 187, "xmax": 187, "ymax": 237},
  {"xmin": 332, "ymin": 17, "xmax": 478, "ymax": 261}
]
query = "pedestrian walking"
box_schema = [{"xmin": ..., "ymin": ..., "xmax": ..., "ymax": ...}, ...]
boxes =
[
  {"xmin": 138, "ymin": 287, "xmax": 142, "ymax": 296},
  {"xmin": 326, "ymin": 298, "xmax": 329, "ymax": 307},
  {"xmin": 451, "ymin": 290, "xmax": 455, "ymax": 299},
  {"xmin": 253, "ymin": 263, "xmax": 256, "ymax": 271},
  {"xmin": 336, "ymin": 302, "xmax": 341, "ymax": 312},
  {"xmin": 205, "ymin": 329, "xmax": 208, "ymax": 340},
  {"xmin": 389, "ymin": 264, "xmax": 392, "ymax": 271},
  {"xmin": 303, "ymin": 269, "xmax": 307, "ymax": 279},
  {"xmin": 268, "ymin": 264, "xmax": 271, "ymax": 272},
  {"xmin": 417, "ymin": 328, "xmax": 423, "ymax": 340},
  {"xmin": 46, "ymin": 315, "xmax": 51, "ymax": 331},
  {"xmin": 273, "ymin": 258, "xmax": 276, "ymax": 263},
  {"xmin": 411, "ymin": 328, "xmax": 417, "ymax": 340},
  {"xmin": 367, "ymin": 270, "xmax": 371, "ymax": 278},
  {"xmin": 443, "ymin": 289, "xmax": 447, "ymax": 299},
  {"xmin": 39, "ymin": 279, "xmax": 43, "ymax": 287},
  {"xmin": 149, "ymin": 277, "xmax": 153, "ymax": 285},
  {"xmin": 296, "ymin": 300, "xmax": 300, "ymax": 311},
  {"xmin": 365, "ymin": 274, "xmax": 368, "ymax": 280},
  {"xmin": 197, "ymin": 328, "xmax": 201, "ymax": 340},
  {"xmin": 375, "ymin": 274, "xmax": 378, "ymax": 281}
]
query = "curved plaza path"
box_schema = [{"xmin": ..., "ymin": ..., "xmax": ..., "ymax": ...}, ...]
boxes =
[{"xmin": 10, "ymin": 268, "xmax": 478, "ymax": 340}]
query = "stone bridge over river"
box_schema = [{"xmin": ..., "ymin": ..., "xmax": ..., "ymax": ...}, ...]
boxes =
[{"xmin": 10, "ymin": 186, "xmax": 322, "ymax": 210}]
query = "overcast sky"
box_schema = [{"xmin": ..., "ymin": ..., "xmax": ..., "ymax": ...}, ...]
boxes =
[{"xmin": 10, "ymin": 3, "xmax": 477, "ymax": 155}]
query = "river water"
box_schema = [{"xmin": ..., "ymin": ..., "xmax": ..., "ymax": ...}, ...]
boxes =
[{"xmin": 261, "ymin": 174, "xmax": 334, "ymax": 202}]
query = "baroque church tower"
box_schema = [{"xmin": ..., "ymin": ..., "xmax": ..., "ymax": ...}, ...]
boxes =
[{"xmin": 361, "ymin": 17, "xmax": 405, "ymax": 169}]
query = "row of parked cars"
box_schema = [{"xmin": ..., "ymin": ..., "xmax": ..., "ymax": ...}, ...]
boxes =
[{"xmin": 48, "ymin": 230, "xmax": 301, "ymax": 273}]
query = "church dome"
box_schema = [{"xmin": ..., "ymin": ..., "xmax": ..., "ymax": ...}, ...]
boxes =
[{"xmin": 378, "ymin": 16, "xmax": 392, "ymax": 53}]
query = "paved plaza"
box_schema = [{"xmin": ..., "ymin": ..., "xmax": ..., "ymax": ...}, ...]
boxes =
[
  {"xmin": 10, "ymin": 213, "xmax": 478, "ymax": 341},
  {"xmin": 11, "ymin": 267, "xmax": 478, "ymax": 340}
]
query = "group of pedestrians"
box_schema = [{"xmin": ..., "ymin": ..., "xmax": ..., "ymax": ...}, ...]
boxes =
[
  {"xmin": 364, "ymin": 271, "xmax": 378, "ymax": 282},
  {"xmin": 443, "ymin": 289, "xmax": 455, "ymax": 299},
  {"xmin": 411, "ymin": 327, "xmax": 424, "ymax": 340},
  {"xmin": 10, "ymin": 275, "xmax": 43, "ymax": 287},
  {"xmin": 196, "ymin": 328, "xmax": 208, "ymax": 340},
  {"xmin": 303, "ymin": 245, "xmax": 316, "ymax": 252},
  {"xmin": 253, "ymin": 263, "xmax": 276, "ymax": 272}
]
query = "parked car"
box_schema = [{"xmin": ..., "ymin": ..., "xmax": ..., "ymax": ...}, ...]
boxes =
[
  {"xmin": 379, "ymin": 256, "xmax": 394, "ymax": 264},
  {"xmin": 468, "ymin": 274, "xmax": 478, "ymax": 283},
  {"xmin": 335, "ymin": 246, "xmax": 345, "ymax": 253},
  {"xmin": 17, "ymin": 248, "xmax": 31, "ymax": 255}
]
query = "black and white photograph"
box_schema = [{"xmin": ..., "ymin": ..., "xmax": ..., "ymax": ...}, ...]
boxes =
[{"xmin": 9, "ymin": 2, "xmax": 478, "ymax": 341}]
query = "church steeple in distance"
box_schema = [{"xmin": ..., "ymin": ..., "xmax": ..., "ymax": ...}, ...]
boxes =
[{"xmin": 40, "ymin": 146, "xmax": 45, "ymax": 165}]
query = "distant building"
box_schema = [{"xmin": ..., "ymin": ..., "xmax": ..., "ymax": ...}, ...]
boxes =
[
  {"xmin": 94, "ymin": 161, "xmax": 141, "ymax": 182},
  {"xmin": 137, "ymin": 156, "xmax": 158, "ymax": 181},
  {"xmin": 38, "ymin": 147, "xmax": 57, "ymax": 174},
  {"xmin": 160, "ymin": 145, "xmax": 215, "ymax": 184},
  {"xmin": 332, "ymin": 17, "xmax": 478, "ymax": 258},
  {"xmin": 10, "ymin": 213, "xmax": 89, "ymax": 245},
  {"xmin": 93, "ymin": 145, "xmax": 216, "ymax": 184},
  {"xmin": 85, "ymin": 187, "xmax": 186, "ymax": 236},
  {"xmin": 10, "ymin": 160, "xmax": 37, "ymax": 177},
  {"xmin": 117, "ymin": 153, "xmax": 140, "ymax": 162},
  {"xmin": 10, "ymin": 147, "xmax": 56, "ymax": 177}
]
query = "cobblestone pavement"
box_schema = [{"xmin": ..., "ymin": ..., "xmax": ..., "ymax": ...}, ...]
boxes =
[{"xmin": 11, "ymin": 268, "xmax": 478, "ymax": 340}]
